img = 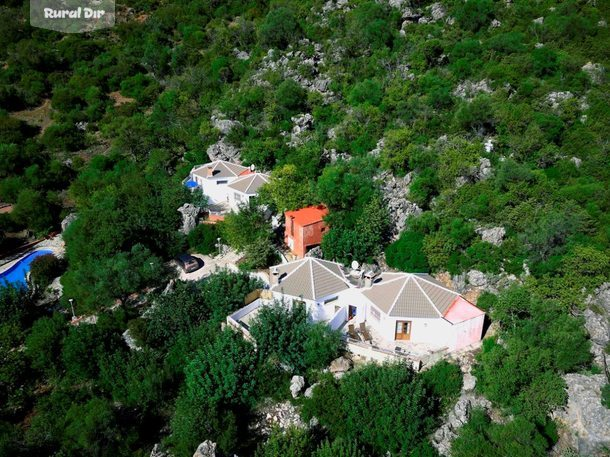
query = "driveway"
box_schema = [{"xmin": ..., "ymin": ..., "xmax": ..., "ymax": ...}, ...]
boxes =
[{"xmin": 178, "ymin": 250, "xmax": 242, "ymax": 281}]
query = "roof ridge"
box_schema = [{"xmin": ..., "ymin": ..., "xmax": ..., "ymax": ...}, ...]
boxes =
[
  {"xmin": 272, "ymin": 259, "xmax": 309, "ymax": 293},
  {"xmin": 313, "ymin": 258, "xmax": 349, "ymax": 284},
  {"xmin": 413, "ymin": 277, "xmax": 443, "ymax": 317},
  {"xmin": 387, "ymin": 275, "xmax": 411, "ymax": 316},
  {"xmin": 414, "ymin": 274, "xmax": 459, "ymax": 296},
  {"xmin": 244, "ymin": 174, "xmax": 257, "ymax": 194}
]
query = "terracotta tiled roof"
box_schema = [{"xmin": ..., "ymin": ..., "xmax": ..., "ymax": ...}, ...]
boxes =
[{"xmin": 284, "ymin": 205, "xmax": 328, "ymax": 227}]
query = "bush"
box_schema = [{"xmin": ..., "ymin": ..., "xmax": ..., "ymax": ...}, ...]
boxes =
[
  {"xmin": 385, "ymin": 231, "xmax": 429, "ymax": 272},
  {"xmin": 188, "ymin": 223, "xmax": 220, "ymax": 255},
  {"xmin": 259, "ymin": 8, "xmax": 301, "ymax": 50},
  {"xmin": 29, "ymin": 254, "xmax": 65, "ymax": 288},
  {"xmin": 250, "ymin": 302, "xmax": 343, "ymax": 373},
  {"xmin": 421, "ymin": 361, "xmax": 463, "ymax": 410}
]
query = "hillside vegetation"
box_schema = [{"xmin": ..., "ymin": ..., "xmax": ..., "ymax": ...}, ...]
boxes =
[{"xmin": 0, "ymin": 0, "xmax": 608, "ymax": 456}]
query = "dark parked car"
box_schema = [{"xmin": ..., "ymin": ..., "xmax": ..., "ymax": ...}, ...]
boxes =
[{"xmin": 176, "ymin": 254, "xmax": 201, "ymax": 273}]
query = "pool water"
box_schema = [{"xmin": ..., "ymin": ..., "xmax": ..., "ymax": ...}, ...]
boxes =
[{"xmin": 0, "ymin": 250, "xmax": 53, "ymax": 287}]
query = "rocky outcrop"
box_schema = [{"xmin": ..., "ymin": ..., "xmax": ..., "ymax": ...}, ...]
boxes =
[
  {"xmin": 251, "ymin": 401, "xmax": 307, "ymax": 436},
  {"xmin": 290, "ymin": 375, "xmax": 305, "ymax": 398},
  {"xmin": 453, "ymin": 80, "xmax": 492, "ymax": 100},
  {"xmin": 233, "ymin": 48, "xmax": 250, "ymax": 61},
  {"xmin": 475, "ymin": 226, "xmax": 506, "ymax": 246},
  {"xmin": 376, "ymin": 171, "xmax": 423, "ymax": 238},
  {"xmin": 177, "ymin": 203, "xmax": 201, "ymax": 234},
  {"xmin": 192, "ymin": 441, "xmax": 216, "ymax": 457},
  {"xmin": 61, "ymin": 213, "xmax": 77, "ymax": 232},
  {"xmin": 553, "ymin": 374, "xmax": 610, "ymax": 457},
  {"xmin": 211, "ymin": 113, "xmax": 242, "ymax": 135},
  {"xmin": 285, "ymin": 113, "xmax": 314, "ymax": 147},
  {"xmin": 251, "ymin": 40, "xmax": 336, "ymax": 102},
  {"xmin": 584, "ymin": 283, "xmax": 610, "ymax": 368},
  {"xmin": 582, "ymin": 62, "xmax": 605, "ymax": 84},
  {"xmin": 432, "ymin": 393, "xmax": 493, "ymax": 456},
  {"xmin": 449, "ymin": 269, "xmax": 518, "ymax": 295},
  {"xmin": 206, "ymin": 138, "xmax": 240, "ymax": 163},
  {"xmin": 455, "ymin": 158, "xmax": 493, "ymax": 188}
]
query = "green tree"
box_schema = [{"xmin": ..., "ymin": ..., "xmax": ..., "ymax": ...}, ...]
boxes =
[
  {"xmin": 25, "ymin": 313, "xmax": 66, "ymax": 378},
  {"xmin": 259, "ymin": 8, "xmax": 301, "ymax": 50},
  {"xmin": 385, "ymin": 231, "xmax": 429, "ymax": 272}
]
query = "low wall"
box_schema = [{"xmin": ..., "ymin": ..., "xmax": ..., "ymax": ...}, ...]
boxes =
[
  {"xmin": 346, "ymin": 339, "xmax": 423, "ymax": 371},
  {"xmin": 328, "ymin": 306, "xmax": 347, "ymax": 331}
]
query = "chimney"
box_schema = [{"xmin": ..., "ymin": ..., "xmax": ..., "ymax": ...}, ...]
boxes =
[
  {"xmin": 270, "ymin": 266, "xmax": 280, "ymax": 286},
  {"xmin": 364, "ymin": 271, "xmax": 375, "ymax": 288},
  {"xmin": 206, "ymin": 166, "xmax": 214, "ymax": 177}
]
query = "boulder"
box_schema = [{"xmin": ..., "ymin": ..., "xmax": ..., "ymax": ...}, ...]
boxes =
[
  {"xmin": 304, "ymin": 382, "xmax": 319, "ymax": 398},
  {"xmin": 533, "ymin": 16, "xmax": 544, "ymax": 24},
  {"xmin": 329, "ymin": 356, "xmax": 353, "ymax": 375},
  {"xmin": 546, "ymin": 91, "xmax": 574, "ymax": 111},
  {"xmin": 570, "ymin": 157, "xmax": 582, "ymax": 168},
  {"xmin": 490, "ymin": 19, "xmax": 501, "ymax": 28},
  {"xmin": 376, "ymin": 170, "xmax": 422, "ymax": 238},
  {"xmin": 193, "ymin": 441, "xmax": 216, "ymax": 457},
  {"xmin": 476, "ymin": 157, "xmax": 493, "ymax": 181},
  {"xmin": 583, "ymin": 309, "xmax": 610, "ymax": 367},
  {"xmin": 233, "ymin": 49, "xmax": 250, "ymax": 61},
  {"xmin": 553, "ymin": 374, "xmax": 610, "ymax": 456},
  {"xmin": 290, "ymin": 375, "xmax": 305, "ymax": 398},
  {"xmin": 61, "ymin": 213, "xmax": 78, "ymax": 232},
  {"xmin": 475, "ymin": 226, "xmax": 505, "ymax": 246},
  {"xmin": 467, "ymin": 270, "xmax": 488, "ymax": 288},
  {"xmin": 177, "ymin": 203, "xmax": 200, "ymax": 234},
  {"xmin": 582, "ymin": 62, "xmax": 605, "ymax": 85}
]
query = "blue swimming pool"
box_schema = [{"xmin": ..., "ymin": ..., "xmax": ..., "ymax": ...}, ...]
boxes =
[{"xmin": 0, "ymin": 250, "xmax": 53, "ymax": 287}]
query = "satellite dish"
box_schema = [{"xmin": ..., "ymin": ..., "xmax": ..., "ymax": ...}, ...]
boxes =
[
  {"xmin": 351, "ymin": 260, "xmax": 360, "ymax": 270},
  {"xmin": 250, "ymin": 164, "xmax": 255, "ymax": 172}
]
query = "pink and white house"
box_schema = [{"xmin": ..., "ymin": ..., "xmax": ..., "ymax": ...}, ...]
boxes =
[{"xmin": 228, "ymin": 258, "xmax": 485, "ymax": 356}]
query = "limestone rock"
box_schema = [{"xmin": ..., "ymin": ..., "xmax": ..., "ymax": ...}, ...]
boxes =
[
  {"xmin": 484, "ymin": 137, "xmax": 495, "ymax": 153},
  {"xmin": 150, "ymin": 443, "xmax": 170, "ymax": 457},
  {"xmin": 490, "ymin": 19, "xmax": 501, "ymax": 28},
  {"xmin": 453, "ymin": 79, "xmax": 492, "ymax": 100},
  {"xmin": 546, "ymin": 91, "xmax": 574, "ymax": 111},
  {"xmin": 61, "ymin": 213, "xmax": 78, "ymax": 232},
  {"xmin": 329, "ymin": 356, "xmax": 353, "ymax": 376},
  {"xmin": 570, "ymin": 157, "xmax": 582, "ymax": 168},
  {"xmin": 467, "ymin": 270, "xmax": 488, "ymax": 288},
  {"xmin": 582, "ymin": 62, "xmax": 605, "ymax": 85},
  {"xmin": 233, "ymin": 48, "xmax": 250, "ymax": 61},
  {"xmin": 290, "ymin": 375, "xmax": 305, "ymax": 398},
  {"xmin": 477, "ymin": 157, "xmax": 493, "ymax": 181},
  {"xmin": 432, "ymin": 393, "xmax": 492, "ymax": 456},
  {"xmin": 193, "ymin": 440, "xmax": 216, "ymax": 457},
  {"xmin": 251, "ymin": 401, "xmax": 306, "ymax": 435},
  {"xmin": 211, "ymin": 113, "xmax": 242, "ymax": 135},
  {"xmin": 177, "ymin": 203, "xmax": 200, "ymax": 234},
  {"xmin": 122, "ymin": 329, "xmax": 142, "ymax": 351},
  {"xmin": 475, "ymin": 226, "xmax": 506, "ymax": 246},
  {"xmin": 533, "ymin": 17, "xmax": 544, "ymax": 24},
  {"xmin": 376, "ymin": 170, "xmax": 422, "ymax": 238},
  {"xmin": 553, "ymin": 374, "xmax": 610, "ymax": 456},
  {"xmin": 304, "ymin": 383, "xmax": 319, "ymax": 398},
  {"xmin": 428, "ymin": 2, "xmax": 446, "ymax": 21},
  {"xmin": 287, "ymin": 113, "xmax": 314, "ymax": 147},
  {"xmin": 206, "ymin": 138, "xmax": 240, "ymax": 163}
]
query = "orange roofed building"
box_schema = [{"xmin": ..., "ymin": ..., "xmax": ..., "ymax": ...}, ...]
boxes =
[{"xmin": 284, "ymin": 205, "xmax": 329, "ymax": 258}]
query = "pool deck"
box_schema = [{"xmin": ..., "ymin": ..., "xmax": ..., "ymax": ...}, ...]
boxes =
[{"xmin": 0, "ymin": 236, "xmax": 64, "ymax": 274}]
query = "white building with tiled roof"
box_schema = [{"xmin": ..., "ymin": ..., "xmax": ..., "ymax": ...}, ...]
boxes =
[
  {"xmin": 187, "ymin": 160, "xmax": 269, "ymax": 214},
  {"xmin": 229, "ymin": 259, "xmax": 485, "ymax": 357}
]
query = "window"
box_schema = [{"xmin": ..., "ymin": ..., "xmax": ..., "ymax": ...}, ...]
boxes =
[
  {"xmin": 217, "ymin": 180, "xmax": 228, "ymax": 185},
  {"xmin": 235, "ymin": 193, "xmax": 242, "ymax": 202},
  {"xmin": 321, "ymin": 226, "xmax": 326, "ymax": 232},
  {"xmin": 371, "ymin": 307, "xmax": 380, "ymax": 321},
  {"xmin": 324, "ymin": 296, "xmax": 338, "ymax": 304}
]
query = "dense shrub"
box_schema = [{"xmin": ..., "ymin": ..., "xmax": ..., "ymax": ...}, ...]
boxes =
[
  {"xmin": 187, "ymin": 223, "xmax": 220, "ymax": 255},
  {"xmin": 29, "ymin": 254, "xmax": 65, "ymax": 288}
]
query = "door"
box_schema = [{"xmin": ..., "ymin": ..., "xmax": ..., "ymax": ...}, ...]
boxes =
[
  {"xmin": 395, "ymin": 321, "xmax": 412, "ymax": 340},
  {"xmin": 348, "ymin": 305, "xmax": 357, "ymax": 320}
]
